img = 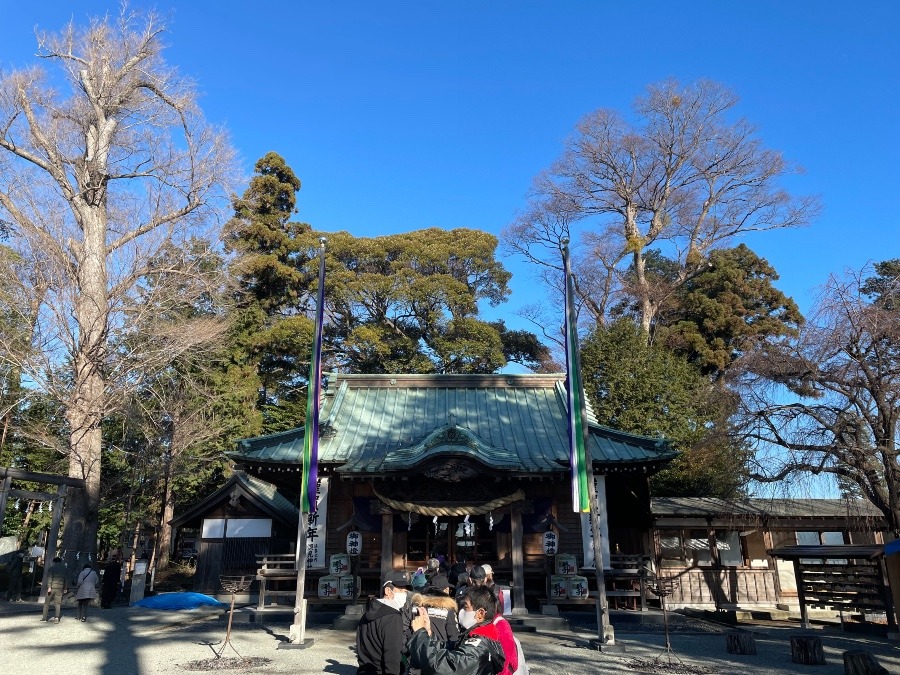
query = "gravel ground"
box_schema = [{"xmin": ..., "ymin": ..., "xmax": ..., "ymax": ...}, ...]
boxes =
[
  {"xmin": 564, "ymin": 611, "xmax": 725, "ymax": 635},
  {"xmin": 1, "ymin": 600, "xmax": 898, "ymax": 674}
]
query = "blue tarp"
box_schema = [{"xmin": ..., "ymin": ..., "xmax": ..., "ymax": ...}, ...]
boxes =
[{"xmin": 133, "ymin": 592, "xmax": 226, "ymax": 610}]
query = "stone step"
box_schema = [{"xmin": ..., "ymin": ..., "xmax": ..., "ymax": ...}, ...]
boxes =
[{"xmin": 507, "ymin": 614, "xmax": 569, "ymax": 632}]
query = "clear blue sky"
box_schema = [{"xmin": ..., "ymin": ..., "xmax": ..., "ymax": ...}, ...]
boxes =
[{"xmin": 3, "ymin": 1, "xmax": 899, "ymax": 324}]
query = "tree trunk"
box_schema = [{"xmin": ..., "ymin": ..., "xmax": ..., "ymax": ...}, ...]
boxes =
[
  {"xmin": 842, "ymin": 649, "xmax": 889, "ymax": 675},
  {"xmin": 17, "ymin": 500, "xmax": 35, "ymax": 549},
  {"xmin": 61, "ymin": 209, "xmax": 109, "ymax": 565},
  {"xmin": 156, "ymin": 461, "xmax": 177, "ymax": 567},
  {"xmin": 790, "ymin": 635, "xmax": 825, "ymax": 665},
  {"xmin": 725, "ymin": 630, "xmax": 756, "ymax": 655}
]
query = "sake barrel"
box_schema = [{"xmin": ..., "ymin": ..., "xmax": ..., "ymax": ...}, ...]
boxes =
[
  {"xmin": 567, "ymin": 575, "xmax": 589, "ymax": 599},
  {"xmin": 549, "ymin": 574, "xmax": 569, "ymax": 599},
  {"xmin": 555, "ymin": 554, "xmax": 578, "ymax": 576},
  {"xmin": 318, "ymin": 575, "xmax": 340, "ymax": 598},
  {"xmin": 329, "ymin": 553, "xmax": 351, "ymax": 575},
  {"xmin": 339, "ymin": 574, "xmax": 362, "ymax": 599}
]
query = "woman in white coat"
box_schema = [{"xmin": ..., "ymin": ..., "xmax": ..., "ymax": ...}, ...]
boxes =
[{"xmin": 75, "ymin": 564, "xmax": 100, "ymax": 622}]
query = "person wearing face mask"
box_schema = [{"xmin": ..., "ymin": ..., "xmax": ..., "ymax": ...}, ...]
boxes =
[
  {"xmin": 407, "ymin": 586, "xmax": 505, "ymax": 675},
  {"xmin": 356, "ymin": 571, "xmax": 410, "ymax": 675}
]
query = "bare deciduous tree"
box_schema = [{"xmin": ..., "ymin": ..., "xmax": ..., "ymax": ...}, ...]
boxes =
[
  {"xmin": 740, "ymin": 265, "xmax": 900, "ymax": 535},
  {"xmin": 503, "ymin": 79, "xmax": 820, "ymax": 334},
  {"xmin": 0, "ymin": 10, "xmax": 237, "ymax": 560}
]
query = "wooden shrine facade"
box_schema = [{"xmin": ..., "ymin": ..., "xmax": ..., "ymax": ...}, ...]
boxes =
[{"xmin": 215, "ymin": 373, "xmax": 677, "ymax": 609}]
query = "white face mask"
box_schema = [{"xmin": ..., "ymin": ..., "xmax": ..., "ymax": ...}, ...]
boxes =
[
  {"xmin": 392, "ymin": 592, "xmax": 407, "ymax": 609},
  {"xmin": 458, "ymin": 609, "xmax": 479, "ymax": 629}
]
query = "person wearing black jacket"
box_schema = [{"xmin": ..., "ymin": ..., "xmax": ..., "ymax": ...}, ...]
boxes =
[
  {"xmin": 410, "ymin": 574, "xmax": 460, "ymax": 645},
  {"xmin": 356, "ymin": 571, "xmax": 410, "ymax": 675},
  {"xmin": 407, "ymin": 585, "xmax": 505, "ymax": 675}
]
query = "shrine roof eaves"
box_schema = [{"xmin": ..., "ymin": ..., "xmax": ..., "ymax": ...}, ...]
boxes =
[{"xmin": 227, "ymin": 372, "xmax": 677, "ymax": 473}]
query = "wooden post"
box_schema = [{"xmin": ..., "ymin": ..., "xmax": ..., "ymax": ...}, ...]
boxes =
[
  {"xmin": 0, "ymin": 476, "xmax": 10, "ymax": 533},
  {"xmin": 39, "ymin": 485, "xmax": 67, "ymax": 602},
  {"xmin": 793, "ymin": 559, "xmax": 810, "ymax": 629},
  {"xmin": 708, "ymin": 524, "xmax": 723, "ymax": 609},
  {"xmin": 762, "ymin": 529, "xmax": 782, "ymax": 602},
  {"xmin": 790, "ymin": 635, "xmax": 825, "ymax": 665},
  {"xmin": 875, "ymin": 556, "xmax": 898, "ymax": 632},
  {"xmin": 725, "ymin": 629, "xmax": 757, "ymax": 655},
  {"xmin": 510, "ymin": 510, "xmax": 526, "ymax": 615},
  {"xmin": 289, "ymin": 512, "xmax": 309, "ymax": 644},
  {"xmin": 842, "ymin": 649, "xmax": 889, "ymax": 675},
  {"xmin": 381, "ymin": 513, "xmax": 393, "ymax": 582},
  {"xmin": 586, "ymin": 473, "xmax": 611, "ymax": 645}
]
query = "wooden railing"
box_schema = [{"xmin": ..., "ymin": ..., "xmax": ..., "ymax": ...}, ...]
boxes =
[
  {"xmin": 255, "ymin": 554, "xmax": 298, "ymax": 610},
  {"xmin": 656, "ymin": 567, "xmax": 779, "ymax": 607}
]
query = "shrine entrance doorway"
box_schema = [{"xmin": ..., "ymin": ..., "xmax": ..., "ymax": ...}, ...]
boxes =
[{"xmin": 406, "ymin": 515, "xmax": 497, "ymax": 569}]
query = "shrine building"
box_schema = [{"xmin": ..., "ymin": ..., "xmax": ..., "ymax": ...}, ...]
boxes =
[{"xmin": 173, "ymin": 372, "xmax": 676, "ymax": 611}]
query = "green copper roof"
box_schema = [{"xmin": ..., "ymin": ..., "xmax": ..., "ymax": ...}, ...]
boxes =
[
  {"xmin": 229, "ymin": 373, "xmax": 677, "ymax": 474},
  {"xmin": 170, "ymin": 472, "xmax": 298, "ymax": 528}
]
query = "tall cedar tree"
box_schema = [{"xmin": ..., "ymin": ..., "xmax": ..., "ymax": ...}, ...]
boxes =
[{"xmin": 224, "ymin": 152, "xmax": 315, "ymax": 432}]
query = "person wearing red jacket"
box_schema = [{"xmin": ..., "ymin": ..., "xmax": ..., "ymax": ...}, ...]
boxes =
[
  {"xmin": 491, "ymin": 595, "xmax": 518, "ymax": 674},
  {"xmin": 407, "ymin": 586, "xmax": 505, "ymax": 675}
]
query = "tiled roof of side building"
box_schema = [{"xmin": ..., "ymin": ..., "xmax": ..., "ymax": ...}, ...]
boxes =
[
  {"xmin": 651, "ymin": 497, "xmax": 885, "ymax": 520},
  {"xmin": 228, "ymin": 373, "xmax": 677, "ymax": 474},
  {"xmin": 170, "ymin": 472, "xmax": 298, "ymax": 529}
]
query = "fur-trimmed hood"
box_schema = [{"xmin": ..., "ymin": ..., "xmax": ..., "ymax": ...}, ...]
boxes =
[{"xmin": 411, "ymin": 592, "xmax": 459, "ymax": 611}]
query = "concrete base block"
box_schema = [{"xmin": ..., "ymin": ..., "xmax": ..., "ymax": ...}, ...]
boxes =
[
  {"xmin": 277, "ymin": 639, "xmax": 316, "ymax": 649},
  {"xmin": 540, "ymin": 604, "xmax": 559, "ymax": 616}
]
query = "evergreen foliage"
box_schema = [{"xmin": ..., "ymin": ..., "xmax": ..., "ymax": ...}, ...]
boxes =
[
  {"xmin": 225, "ymin": 153, "xmax": 552, "ymax": 432},
  {"xmin": 581, "ymin": 319, "xmax": 748, "ymax": 498}
]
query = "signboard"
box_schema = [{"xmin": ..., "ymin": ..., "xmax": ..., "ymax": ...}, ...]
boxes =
[
  {"xmin": 304, "ymin": 477, "xmax": 330, "ymax": 569},
  {"xmin": 346, "ymin": 530, "xmax": 362, "ymax": 556}
]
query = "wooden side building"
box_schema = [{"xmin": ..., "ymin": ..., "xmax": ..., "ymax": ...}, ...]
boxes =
[{"xmin": 651, "ymin": 497, "xmax": 887, "ymax": 610}]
